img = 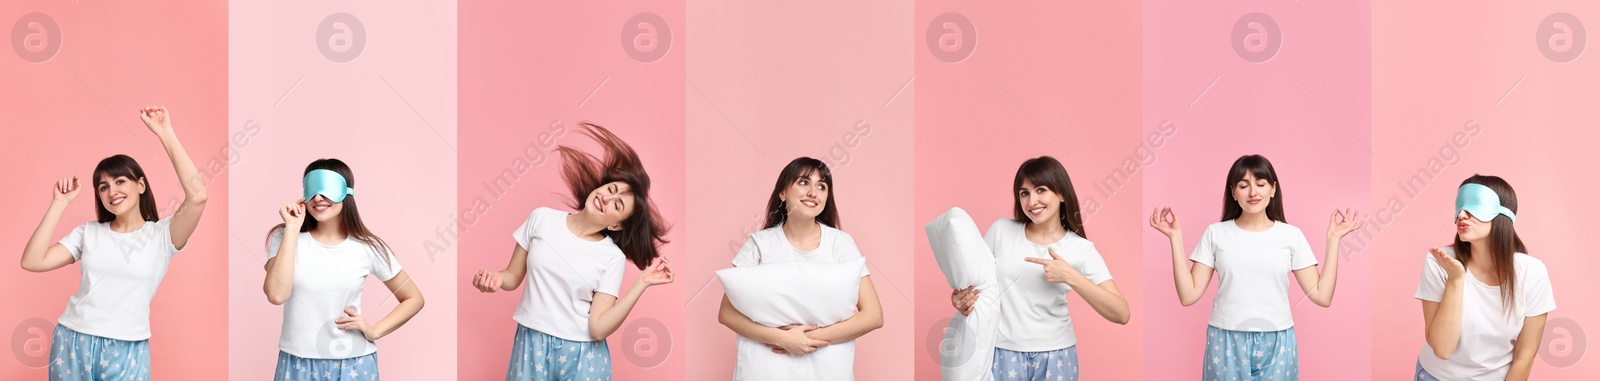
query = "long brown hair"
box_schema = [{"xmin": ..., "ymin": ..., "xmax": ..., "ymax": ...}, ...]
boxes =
[
  {"xmin": 1011, "ymin": 156, "xmax": 1087, "ymax": 238},
  {"xmin": 92, "ymin": 154, "xmax": 159, "ymax": 223},
  {"xmin": 762, "ymin": 157, "xmax": 840, "ymax": 230},
  {"xmin": 1450, "ymin": 175, "xmax": 1527, "ymax": 317},
  {"xmin": 1220, "ymin": 154, "xmax": 1287, "ymax": 223},
  {"xmin": 264, "ymin": 158, "xmax": 394, "ymax": 267},
  {"xmin": 556, "ymin": 122, "xmax": 669, "ymax": 270}
]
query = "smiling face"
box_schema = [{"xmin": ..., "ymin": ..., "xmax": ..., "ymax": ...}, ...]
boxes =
[
  {"xmin": 1231, "ymin": 171, "xmax": 1276, "ymax": 216},
  {"xmin": 1017, "ymin": 179, "xmax": 1063, "ymax": 226},
  {"xmin": 778, "ymin": 171, "xmax": 829, "ymax": 222},
  {"xmin": 305, "ymin": 194, "xmax": 345, "ymax": 222},
  {"xmin": 582, "ymin": 181, "xmax": 636, "ymax": 231},
  {"xmin": 96, "ymin": 174, "xmax": 146, "ymax": 218}
]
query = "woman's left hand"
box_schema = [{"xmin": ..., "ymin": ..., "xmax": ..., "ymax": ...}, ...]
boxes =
[
  {"xmin": 1025, "ymin": 248, "xmax": 1085, "ymax": 286},
  {"xmin": 336, "ymin": 307, "xmax": 381, "ymax": 342},
  {"xmin": 1327, "ymin": 208, "xmax": 1364, "ymax": 240},
  {"xmin": 638, "ymin": 256, "xmax": 674, "ymax": 287}
]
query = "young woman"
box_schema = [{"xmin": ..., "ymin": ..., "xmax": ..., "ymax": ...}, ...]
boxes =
[
  {"xmin": 263, "ymin": 158, "xmax": 425, "ymax": 380},
  {"xmin": 1149, "ymin": 154, "xmax": 1362, "ymax": 380},
  {"xmin": 948, "ymin": 156, "xmax": 1130, "ymax": 381},
  {"xmin": 21, "ymin": 106, "xmax": 207, "ymax": 380},
  {"xmin": 1414, "ymin": 175, "xmax": 1554, "ymax": 381},
  {"xmin": 717, "ymin": 157, "xmax": 884, "ymax": 380},
  {"xmin": 470, "ymin": 122, "xmax": 674, "ymax": 381}
]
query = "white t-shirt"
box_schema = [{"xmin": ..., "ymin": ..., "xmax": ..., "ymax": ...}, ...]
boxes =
[
  {"xmin": 267, "ymin": 229, "xmax": 401, "ymax": 359},
  {"xmin": 1415, "ymin": 248, "xmax": 1556, "ymax": 381},
  {"xmin": 985, "ymin": 219, "xmax": 1113, "ymax": 352},
  {"xmin": 511, "ymin": 207, "xmax": 627, "ymax": 342},
  {"xmin": 1190, "ymin": 220, "xmax": 1317, "ymax": 332},
  {"xmin": 730, "ymin": 224, "xmax": 868, "ymax": 381},
  {"xmin": 56, "ymin": 218, "xmax": 183, "ymax": 341}
]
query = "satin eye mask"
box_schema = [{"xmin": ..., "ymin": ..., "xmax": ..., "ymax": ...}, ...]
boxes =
[
  {"xmin": 1455, "ymin": 183, "xmax": 1515, "ymax": 223},
  {"xmin": 303, "ymin": 169, "xmax": 355, "ymax": 203}
]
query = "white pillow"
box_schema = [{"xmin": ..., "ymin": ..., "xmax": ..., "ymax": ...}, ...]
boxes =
[
  {"xmin": 925, "ymin": 207, "xmax": 999, "ymax": 381},
  {"xmin": 718, "ymin": 258, "xmax": 866, "ymax": 381}
]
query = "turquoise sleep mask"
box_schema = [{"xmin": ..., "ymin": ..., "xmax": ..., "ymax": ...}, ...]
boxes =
[
  {"xmin": 303, "ymin": 169, "xmax": 354, "ymax": 203},
  {"xmin": 1455, "ymin": 183, "xmax": 1515, "ymax": 223}
]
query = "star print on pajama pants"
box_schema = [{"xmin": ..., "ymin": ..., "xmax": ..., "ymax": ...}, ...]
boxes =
[
  {"xmin": 48, "ymin": 324, "xmax": 151, "ymax": 381},
  {"xmin": 990, "ymin": 346, "xmax": 1078, "ymax": 381},
  {"xmin": 1202, "ymin": 326, "xmax": 1298, "ymax": 381},
  {"xmin": 505, "ymin": 324, "xmax": 612, "ymax": 381},
  {"xmin": 1413, "ymin": 361, "xmax": 1441, "ymax": 381},
  {"xmin": 273, "ymin": 351, "xmax": 381, "ymax": 380}
]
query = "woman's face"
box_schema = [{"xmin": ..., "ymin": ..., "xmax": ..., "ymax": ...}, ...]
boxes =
[
  {"xmin": 1017, "ymin": 179, "xmax": 1063, "ymax": 226},
  {"xmin": 1455, "ymin": 209, "xmax": 1492, "ymax": 242},
  {"xmin": 779, "ymin": 171, "xmax": 829, "ymax": 222},
  {"xmin": 583, "ymin": 181, "xmax": 636, "ymax": 231},
  {"xmin": 305, "ymin": 194, "xmax": 344, "ymax": 222},
  {"xmin": 96, "ymin": 174, "xmax": 145, "ymax": 217},
  {"xmin": 1232, "ymin": 171, "xmax": 1275, "ymax": 216}
]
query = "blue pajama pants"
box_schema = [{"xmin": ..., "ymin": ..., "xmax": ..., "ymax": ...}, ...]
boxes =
[
  {"xmin": 48, "ymin": 325, "xmax": 150, "ymax": 381},
  {"xmin": 990, "ymin": 346, "xmax": 1078, "ymax": 381},
  {"xmin": 1413, "ymin": 361, "xmax": 1440, "ymax": 381},
  {"xmin": 273, "ymin": 351, "xmax": 381, "ymax": 381},
  {"xmin": 1202, "ymin": 326, "xmax": 1298, "ymax": 381},
  {"xmin": 506, "ymin": 324, "xmax": 612, "ymax": 381}
]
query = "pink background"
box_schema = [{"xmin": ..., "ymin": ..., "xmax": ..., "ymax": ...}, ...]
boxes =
[
  {"xmin": 456, "ymin": 0, "xmax": 687, "ymax": 379},
  {"xmin": 0, "ymin": 0, "xmax": 229, "ymax": 379},
  {"xmin": 913, "ymin": 0, "xmax": 1145, "ymax": 379},
  {"xmin": 228, "ymin": 0, "xmax": 458, "ymax": 380},
  {"xmin": 1370, "ymin": 1, "xmax": 1600, "ymax": 378},
  {"xmin": 1143, "ymin": 0, "xmax": 1372, "ymax": 380},
  {"xmin": 684, "ymin": 0, "xmax": 915, "ymax": 379}
]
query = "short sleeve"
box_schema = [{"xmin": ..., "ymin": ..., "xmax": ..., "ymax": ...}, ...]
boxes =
[
  {"xmin": 1415, "ymin": 253, "xmax": 1446, "ymax": 303},
  {"xmin": 511, "ymin": 209, "xmax": 542, "ymax": 252},
  {"xmin": 1287, "ymin": 229, "xmax": 1318, "ymax": 270},
  {"xmin": 730, "ymin": 236, "xmax": 761, "ymax": 267},
  {"xmin": 370, "ymin": 245, "xmax": 403, "ymax": 282},
  {"xmin": 156, "ymin": 218, "xmax": 183, "ymax": 256},
  {"xmin": 834, "ymin": 231, "xmax": 870, "ymax": 277},
  {"xmin": 596, "ymin": 256, "xmax": 626, "ymax": 297},
  {"xmin": 1520, "ymin": 259, "xmax": 1556, "ymax": 317},
  {"xmin": 58, "ymin": 222, "xmax": 89, "ymax": 260},
  {"xmin": 1189, "ymin": 225, "xmax": 1217, "ymax": 268},
  {"xmin": 266, "ymin": 228, "xmax": 286, "ymax": 259},
  {"xmin": 983, "ymin": 220, "xmax": 1006, "ymax": 256},
  {"xmin": 1077, "ymin": 243, "xmax": 1113, "ymax": 285}
]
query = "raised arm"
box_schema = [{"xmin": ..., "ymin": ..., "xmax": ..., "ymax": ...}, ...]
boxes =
[
  {"xmin": 1293, "ymin": 208, "xmax": 1362, "ymax": 307},
  {"xmin": 21, "ymin": 177, "xmax": 82, "ymax": 272},
  {"xmin": 1421, "ymin": 247, "xmax": 1466, "ymax": 360},
  {"xmin": 588, "ymin": 257, "xmax": 674, "ymax": 340},
  {"xmin": 1151, "ymin": 208, "xmax": 1212, "ymax": 306},
  {"xmin": 263, "ymin": 200, "xmax": 305, "ymax": 305},
  {"xmin": 139, "ymin": 106, "xmax": 207, "ymax": 249}
]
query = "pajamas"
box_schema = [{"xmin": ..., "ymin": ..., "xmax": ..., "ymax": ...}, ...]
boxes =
[
  {"xmin": 506, "ymin": 324, "xmax": 612, "ymax": 381},
  {"xmin": 48, "ymin": 324, "xmax": 151, "ymax": 381},
  {"xmin": 990, "ymin": 346, "xmax": 1078, "ymax": 381},
  {"xmin": 1413, "ymin": 361, "xmax": 1439, "ymax": 381},
  {"xmin": 1202, "ymin": 326, "xmax": 1298, "ymax": 381},
  {"xmin": 274, "ymin": 351, "xmax": 380, "ymax": 381}
]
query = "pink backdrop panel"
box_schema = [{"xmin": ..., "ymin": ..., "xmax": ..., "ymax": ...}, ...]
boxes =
[
  {"xmin": 684, "ymin": 0, "xmax": 915, "ymax": 379},
  {"xmin": 228, "ymin": 1, "xmax": 458, "ymax": 380},
  {"xmin": 457, "ymin": 0, "xmax": 686, "ymax": 379},
  {"xmin": 1370, "ymin": 1, "xmax": 1600, "ymax": 378},
  {"xmin": 0, "ymin": 0, "xmax": 229, "ymax": 379},
  {"xmin": 913, "ymin": 0, "xmax": 1144, "ymax": 379},
  {"xmin": 1143, "ymin": 1, "xmax": 1372, "ymax": 380}
]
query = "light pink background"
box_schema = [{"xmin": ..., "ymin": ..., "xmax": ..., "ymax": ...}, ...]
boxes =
[
  {"xmin": 913, "ymin": 0, "xmax": 1145, "ymax": 379},
  {"xmin": 1143, "ymin": 1, "xmax": 1372, "ymax": 379},
  {"xmin": 1370, "ymin": 2, "xmax": 1600, "ymax": 378},
  {"xmin": 456, "ymin": 0, "xmax": 686, "ymax": 379},
  {"xmin": 228, "ymin": 1, "xmax": 457, "ymax": 380},
  {"xmin": 684, "ymin": 0, "xmax": 915, "ymax": 379},
  {"xmin": 0, "ymin": 0, "xmax": 229, "ymax": 379}
]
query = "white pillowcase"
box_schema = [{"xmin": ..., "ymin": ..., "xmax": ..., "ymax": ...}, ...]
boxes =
[
  {"xmin": 718, "ymin": 258, "xmax": 866, "ymax": 381},
  {"xmin": 925, "ymin": 207, "xmax": 999, "ymax": 381}
]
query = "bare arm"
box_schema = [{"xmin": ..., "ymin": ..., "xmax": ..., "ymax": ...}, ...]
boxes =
[
  {"xmin": 1151, "ymin": 208, "xmax": 1213, "ymax": 306},
  {"xmin": 1421, "ymin": 247, "xmax": 1467, "ymax": 360},
  {"xmin": 1506, "ymin": 314, "xmax": 1547, "ymax": 381},
  {"xmin": 1071, "ymin": 279, "xmax": 1129, "ymax": 325},
  {"xmin": 264, "ymin": 200, "xmax": 306, "ymax": 305},
  {"xmin": 21, "ymin": 178, "xmax": 81, "ymax": 272},
  {"xmin": 363, "ymin": 270, "xmax": 425, "ymax": 340},
  {"xmin": 805, "ymin": 276, "xmax": 885, "ymax": 343},
  {"xmin": 140, "ymin": 107, "xmax": 206, "ymax": 249},
  {"xmin": 471, "ymin": 243, "xmax": 530, "ymax": 293},
  {"xmin": 588, "ymin": 257, "xmax": 673, "ymax": 340},
  {"xmin": 1293, "ymin": 209, "xmax": 1362, "ymax": 307}
]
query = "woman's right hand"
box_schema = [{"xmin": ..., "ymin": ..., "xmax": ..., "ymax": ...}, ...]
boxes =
[
  {"xmin": 472, "ymin": 269, "xmax": 504, "ymax": 293},
  {"xmin": 1430, "ymin": 246, "xmax": 1465, "ymax": 282},
  {"xmin": 1149, "ymin": 207, "xmax": 1181, "ymax": 238},
  {"xmin": 768, "ymin": 325, "xmax": 828, "ymax": 355},
  {"xmin": 951, "ymin": 286, "xmax": 978, "ymax": 316},
  {"xmin": 279, "ymin": 198, "xmax": 306, "ymax": 230},
  {"xmin": 53, "ymin": 176, "xmax": 81, "ymax": 204}
]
